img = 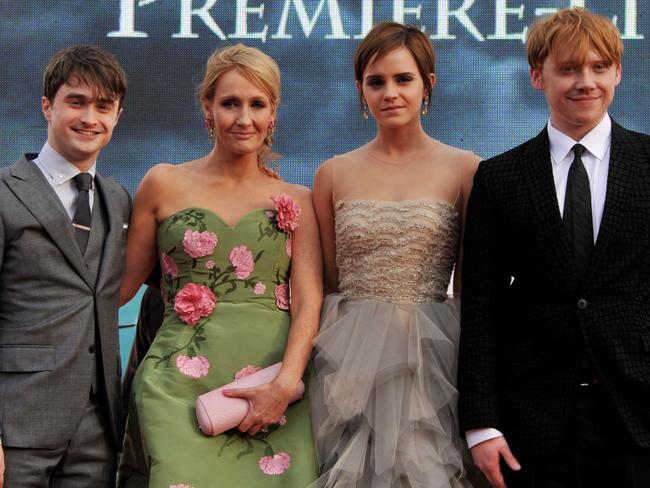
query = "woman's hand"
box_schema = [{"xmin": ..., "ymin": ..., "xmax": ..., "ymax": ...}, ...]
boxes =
[{"xmin": 223, "ymin": 380, "xmax": 293, "ymax": 436}]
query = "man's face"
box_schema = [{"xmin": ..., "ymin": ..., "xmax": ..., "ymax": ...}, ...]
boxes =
[
  {"xmin": 530, "ymin": 48, "xmax": 621, "ymax": 140},
  {"xmin": 42, "ymin": 77, "xmax": 121, "ymax": 170}
]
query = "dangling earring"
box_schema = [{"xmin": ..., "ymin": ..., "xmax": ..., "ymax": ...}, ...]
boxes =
[
  {"xmin": 204, "ymin": 118, "xmax": 215, "ymax": 143},
  {"xmin": 361, "ymin": 99, "xmax": 369, "ymax": 120},
  {"xmin": 421, "ymin": 96, "xmax": 429, "ymax": 116},
  {"xmin": 264, "ymin": 121, "xmax": 275, "ymax": 147}
]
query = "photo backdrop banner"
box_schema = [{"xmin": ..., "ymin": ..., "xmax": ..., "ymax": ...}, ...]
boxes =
[{"xmin": 2, "ymin": 0, "xmax": 648, "ymax": 192}]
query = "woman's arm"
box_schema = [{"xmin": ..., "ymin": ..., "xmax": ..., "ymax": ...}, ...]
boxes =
[
  {"xmin": 312, "ymin": 159, "xmax": 338, "ymax": 294},
  {"xmin": 119, "ymin": 164, "xmax": 169, "ymax": 305},
  {"xmin": 226, "ymin": 185, "xmax": 323, "ymax": 435}
]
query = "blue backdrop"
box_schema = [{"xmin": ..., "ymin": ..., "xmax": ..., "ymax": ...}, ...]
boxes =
[{"xmin": 2, "ymin": 0, "xmax": 648, "ymax": 371}]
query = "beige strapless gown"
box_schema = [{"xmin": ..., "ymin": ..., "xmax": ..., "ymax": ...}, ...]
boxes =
[{"xmin": 309, "ymin": 200, "xmax": 474, "ymax": 488}]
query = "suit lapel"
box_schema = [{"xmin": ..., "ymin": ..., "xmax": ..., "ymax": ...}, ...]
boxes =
[
  {"xmin": 7, "ymin": 157, "xmax": 95, "ymax": 289},
  {"xmin": 585, "ymin": 121, "xmax": 638, "ymax": 283},
  {"xmin": 94, "ymin": 173, "xmax": 123, "ymax": 290},
  {"xmin": 521, "ymin": 128, "xmax": 576, "ymax": 290}
]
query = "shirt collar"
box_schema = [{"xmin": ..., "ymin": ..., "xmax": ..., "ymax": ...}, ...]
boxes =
[
  {"xmin": 547, "ymin": 113, "xmax": 612, "ymax": 165},
  {"xmin": 35, "ymin": 142, "xmax": 97, "ymax": 186}
]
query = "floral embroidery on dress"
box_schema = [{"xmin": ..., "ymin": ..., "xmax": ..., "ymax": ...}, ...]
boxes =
[
  {"xmin": 285, "ymin": 237, "xmax": 292, "ymax": 258},
  {"xmin": 169, "ymin": 484, "xmax": 194, "ymax": 488},
  {"xmin": 254, "ymin": 282, "xmax": 266, "ymax": 295},
  {"xmin": 270, "ymin": 194, "xmax": 300, "ymax": 233},
  {"xmin": 258, "ymin": 194, "xmax": 300, "ymax": 241},
  {"xmin": 259, "ymin": 452, "xmax": 291, "ymax": 476},
  {"xmin": 176, "ymin": 354, "xmax": 210, "ymax": 378},
  {"xmin": 205, "ymin": 259, "xmax": 216, "ymax": 270},
  {"xmin": 183, "ymin": 229, "xmax": 218, "ymax": 258},
  {"xmin": 234, "ymin": 365, "xmax": 262, "ymax": 380},
  {"xmin": 174, "ymin": 283, "xmax": 216, "ymax": 325},
  {"xmin": 274, "ymin": 284, "xmax": 290, "ymax": 311},
  {"xmin": 161, "ymin": 253, "xmax": 179, "ymax": 278},
  {"xmin": 229, "ymin": 245, "xmax": 255, "ymax": 279}
]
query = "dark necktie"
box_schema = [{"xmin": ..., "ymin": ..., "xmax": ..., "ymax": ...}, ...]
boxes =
[
  {"xmin": 73, "ymin": 173, "xmax": 93, "ymax": 254},
  {"xmin": 563, "ymin": 144, "xmax": 593, "ymax": 280}
]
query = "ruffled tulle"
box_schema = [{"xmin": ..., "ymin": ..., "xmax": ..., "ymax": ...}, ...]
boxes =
[{"xmin": 309, "ymin": 294, "xmax": 473, "ymax": 488}]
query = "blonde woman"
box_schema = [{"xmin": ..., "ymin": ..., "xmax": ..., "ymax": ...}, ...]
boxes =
[{"xmin": 117, "ymin": 45, "xmax": 321, "ymax": 487}]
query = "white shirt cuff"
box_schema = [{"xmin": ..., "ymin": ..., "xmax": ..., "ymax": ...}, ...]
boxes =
[{"xmin": 466, "ymin": 428, "xmax": 504, "ymax": 449}]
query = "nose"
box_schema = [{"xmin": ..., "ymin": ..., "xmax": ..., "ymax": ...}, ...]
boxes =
[
  {"xmin": 79, "ymin": 106, "xmax": 98, "ymax": 125},
  {"xmin": 383, "ymin": 80, "xmax": 398, "ymax": 100},
  {"xmin": 576, "ymin": 67, "xmax": 596, "ymax": 91},
  {"xmin": 236, "ymin": 106, "xmax": 252, "ymax": 126}
]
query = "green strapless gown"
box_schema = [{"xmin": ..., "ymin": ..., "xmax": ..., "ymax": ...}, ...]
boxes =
[{"xmin": 118, "ymin": 206, "xmax": 318, "ymax": 488}]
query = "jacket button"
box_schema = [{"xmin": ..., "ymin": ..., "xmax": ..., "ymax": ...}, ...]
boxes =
[
  {"xmin": 88, "ymin": 344, "xmax": 96, "ymax": 353},
  {"xmin": 577, "ymin": 298, "xmax": 588, "ymax": 310}
]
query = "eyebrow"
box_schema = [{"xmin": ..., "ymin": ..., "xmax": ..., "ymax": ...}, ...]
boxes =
[
  {"xmin": 365, "ymin": 71, "xmax": 416, "ymax": 79},
  {"xmin": 64, "ymin": 92, "xmax": 116, "ymax": 103}
]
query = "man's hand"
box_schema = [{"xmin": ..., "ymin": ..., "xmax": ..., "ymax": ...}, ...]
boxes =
[{"xmin": 470, "ymin": 435, "xmax": 521, "ymax": 488}]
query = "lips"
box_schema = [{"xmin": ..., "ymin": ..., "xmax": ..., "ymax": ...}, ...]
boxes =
[
  {"xmin": 381, "ymin": 105, "xmax": 404, "ymax": 112},
  {"xmin": 231, "ymin": 132, "xmax": 256, "ymax": 139},
  {"xmin": 73, "ymin": 128, "xmax": 102, "ymax": 137}
]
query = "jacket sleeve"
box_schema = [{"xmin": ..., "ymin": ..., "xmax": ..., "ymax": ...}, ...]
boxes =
[{"xmin": 458, "ymin": 161, "xmax": 511, "ymax": 433}]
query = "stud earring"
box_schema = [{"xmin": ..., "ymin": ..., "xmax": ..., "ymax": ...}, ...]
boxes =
[
  {"xmin": 421, "ymin": 96, "xmax": 429, "ymax": 116},
  {"xmin": 204, "ymin": 118, "xmax": 215, "ymax": 143},
  {"xmin": 361, "ymin": 100, "xmax": 369, "ymax": 120},
  {"xmin": 264, "ymin": 121, "xmax": 275, "ymax": 147}
]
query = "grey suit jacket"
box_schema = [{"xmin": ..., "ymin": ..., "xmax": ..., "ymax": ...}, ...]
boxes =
[{"xmin": 0, "ymin": 155, "xmax": 130, "ymax": 449}]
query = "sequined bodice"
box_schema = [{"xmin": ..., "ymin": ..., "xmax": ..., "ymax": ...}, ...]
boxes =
[{"xmin": 335, "ymin": 200, "xmax": 459, "ymax": 303}]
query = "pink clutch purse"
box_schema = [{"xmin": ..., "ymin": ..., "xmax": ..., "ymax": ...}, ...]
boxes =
[{"xmin": 195, "ymin": 362, "xmax": 305, "ymax": 436}]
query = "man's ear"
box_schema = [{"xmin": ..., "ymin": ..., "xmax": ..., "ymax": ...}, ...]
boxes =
[
  {"xmin": 530, "ymin": 67, "xmax": 544, "ymax": 90},
  {"xmin": 614, "ymin": 63, "xmax": 622, "ymax": 86},
  {"xmin": 41, "ymin": 96, "xmax": 53, "ymax": 123}
]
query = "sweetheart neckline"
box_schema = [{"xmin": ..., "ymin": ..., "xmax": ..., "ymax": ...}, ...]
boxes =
[{"xmin": 158, "ymin": 206, "xmax": 272, "ymax": 230}]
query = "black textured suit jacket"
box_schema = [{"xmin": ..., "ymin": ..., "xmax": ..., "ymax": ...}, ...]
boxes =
[{"xmin": 458, "ymin": 120, "xmax": 650, "ymax": 456}]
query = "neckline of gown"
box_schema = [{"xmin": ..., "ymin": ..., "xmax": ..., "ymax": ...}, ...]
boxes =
[
  {"xmin": 335, "ymin": 198, "xmax": 457, "ymax": 213},
  {"xmin": 158, "ymin": 206, "xmax": 273, "ymax": 230}
]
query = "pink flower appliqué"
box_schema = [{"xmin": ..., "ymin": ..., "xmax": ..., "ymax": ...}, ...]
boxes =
[
  {"xmin": 234, "ymin": 365, "xmax": 262, "ymax": 380},
  {"xmin": 270, "ymin": 194, "xmax": 301, "ymax": 233},
  {"xmin": 160, "ymin": 253, "xmax": 179, "ymax": 278},
  {"xmin": 169, "ymin": 485, "xmax": 194, "ymax": 488},
  {"xmin": 285, "ymin": 237, "xmax": 292, "ymax": 258},
  {"xmin": 229, "ymin": 245, "xmax": 254, "ymax": 279},
  {"xmin": 259, "ymin": 452, "xmax": 291, "ymax": 476},
  {"xmin": 278, "ymin": 415, "xmax": 287, "ymax": 426},
  {"xmin": 274, "ymin": 284, "xmax": 290, "ymax": 311},
  {"xmin": 176, "ymin": 355, "xmax": 210, "ymax": 378},
  {"xmin": 254, "ymin": 282, "xmax": 266, "ymax": 295},
  {"xmin": 174, "ymin": 283, "xmax": 216, "ymax": 325},
  {"xmin": 183, "ymin": 229, "xmax": 218, "ymax": 258},
  {"xmin": 205, "ymin": 260, "xmax": 216, "ymax": 270}
]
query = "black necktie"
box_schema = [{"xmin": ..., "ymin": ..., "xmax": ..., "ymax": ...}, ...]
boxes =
[
  {"xmin": 563, "ymin": 144, "xmax": 593, "ymax": 280},
  {"xmin": 73, "ymin": 173, "xmax": 93, "ymax": 254}
]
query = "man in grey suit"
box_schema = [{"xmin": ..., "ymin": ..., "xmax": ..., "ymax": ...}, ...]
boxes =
[{"xmin": 0, "ymin": 45, "xmax": 130, "ymax": 487}]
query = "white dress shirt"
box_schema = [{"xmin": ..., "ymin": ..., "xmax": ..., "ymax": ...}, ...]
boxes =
[
  {"xmin": 465, "ymin": 114, "xmax": 613, "ymax": 449},
  {"xmin": 32, "ymin": 142, "xmax": 96, "ymax": 221}
]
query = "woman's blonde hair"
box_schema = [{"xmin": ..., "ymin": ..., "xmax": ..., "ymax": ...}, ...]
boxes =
[{"xmin": 199, "ymin": 44, "xmax": 281, "ymax": 178}]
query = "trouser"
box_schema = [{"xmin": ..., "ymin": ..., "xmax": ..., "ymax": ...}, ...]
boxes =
[
  {"xmin": 3, "ymin": 393, "xmax": 116, "ymax": 487},
  {"xmin": 503, "ymin": 383, "xmax": 650, "ymax": 488}
]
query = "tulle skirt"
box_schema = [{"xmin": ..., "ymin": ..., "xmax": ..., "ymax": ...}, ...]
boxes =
[{"xmin": 309, "ymin": 294, "xmax": 473, "ymax": 488}]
